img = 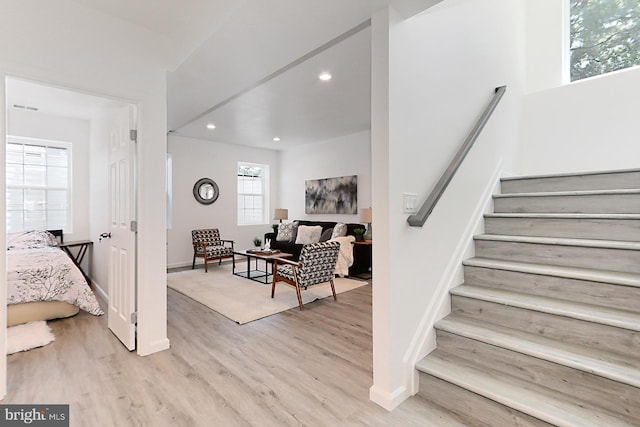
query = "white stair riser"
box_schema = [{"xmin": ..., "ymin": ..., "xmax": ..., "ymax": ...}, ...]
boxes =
[
  {"xmin": 417, "ymin": 371, "xmax": 551, "ymax": 427},
  {"xmin": 463, "ymin": 265, "xmax": 640, "ymax": 313},
  {"xmin": 451, "ymin": 296, "xmax": 640, "ymax": 359},
  {"xmin": 484, "ymin": 217, "xmax": 640, "ymax": 242},
  {"xmin": 474, "ymin": 239, "xmax": 640, "ymax": 274},
  {"xmin": 435, "ymin": 332, "xmax": 640, "ymax": 422},
  {"xmin": 501, "ymin": 171, "xmax": 640, "ymax": 194},
  {"xmin": 493, "ymin": 193, "xmax": 639, "ymax": 214}
]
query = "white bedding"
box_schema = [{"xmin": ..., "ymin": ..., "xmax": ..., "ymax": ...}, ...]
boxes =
[{"xmin": 6, "ymin": 231, "xmax": 103, "ymax": 316}]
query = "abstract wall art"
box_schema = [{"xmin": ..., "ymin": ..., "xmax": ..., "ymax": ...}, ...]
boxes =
[{"xmin": 305, "ymin": 175, "xmax": 357, "ymax": 214}]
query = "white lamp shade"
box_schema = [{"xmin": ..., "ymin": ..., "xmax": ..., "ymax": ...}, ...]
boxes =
[
  {"xmin": 359, "ymin": 207, "xmax": 372, "ymax": 223},
  {"xmin": 273, "ymin": 208, "xmax": 288, "ymax": 221}
]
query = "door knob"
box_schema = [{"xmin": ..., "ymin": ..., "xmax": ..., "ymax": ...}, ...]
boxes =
[{"xmin": 99, "ymin": 232, "xmax": 111, "ymax": 242}]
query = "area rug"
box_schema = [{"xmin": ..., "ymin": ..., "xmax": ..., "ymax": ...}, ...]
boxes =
[
  {"xmin": 7, "ymin": 321, "xmax": 55, "ymax": 355},
  {"xmin": 167, "ymin": 264, "xmax": 368, "ymax": 324}
]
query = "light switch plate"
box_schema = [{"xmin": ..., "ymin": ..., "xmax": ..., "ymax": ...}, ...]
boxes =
[{"xmin": 403, "ymin": 193, "xmax": 418, "ymax": 214}]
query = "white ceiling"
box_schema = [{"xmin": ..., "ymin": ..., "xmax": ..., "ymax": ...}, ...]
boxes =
[
  {"xmin": 6, "ymin": 78, "xmax": 127, "ymax": 122},
  {"xmin": 172, "ymin": 24, "xmax": 372, "ymax": 150},
  {"xmin": 67, "ymin": 0, "xmax": 245, "ymax": 67},
  {"xmin": 9, "ymin": 0, "xmax": 435, "ymax": 151},
  {"xmin": 166, "ymin": 0, "xmax": 400, "ymax": 150}
]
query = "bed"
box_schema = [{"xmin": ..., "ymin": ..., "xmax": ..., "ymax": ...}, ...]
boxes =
[{"xmin": 6, "ymin": 230, "xmax": 104, "ymax": 326}]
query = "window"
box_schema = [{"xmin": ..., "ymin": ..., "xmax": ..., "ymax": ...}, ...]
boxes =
[
  {"xmin": 6, "ymin": 137, "xmax": 72, "ymax": 232},
  {"xmin": 570, "ymin": 0, "xmax": 640, "ymax": 81},
  {"xmin": 237, "ymin": 162, "xmax": 269, "ymax": 225}
]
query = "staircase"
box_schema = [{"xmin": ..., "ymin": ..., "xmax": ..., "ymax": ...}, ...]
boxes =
[{"xmin": 415, "ymin": 169, "xmax": 640, "ymax": 426}]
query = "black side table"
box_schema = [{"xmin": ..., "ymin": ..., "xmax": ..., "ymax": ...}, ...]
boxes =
[
  {"xmin": 350, "ymin": 240, "xmax": 372, "ymax": 279},
  {"xmin": 60, "ymin": 240, "xmax": 93, "ymax": 284}
]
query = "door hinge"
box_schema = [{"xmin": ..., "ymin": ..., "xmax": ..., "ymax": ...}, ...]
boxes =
[
  {"xmin": 130, "ymin": 220, "xmax": 138, "ymax": 233},
  {"xmin": 130, "ymin": 312, "xmax": 137, "ymax": 324},
  {"xmin": 130, "ymin": 129, "xmax": 138, "ymax": 142}
]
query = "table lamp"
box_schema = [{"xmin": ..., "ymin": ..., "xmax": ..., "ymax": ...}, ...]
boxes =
[
  {"xmin": 359, "ymin": 207, "xmax": 372, "ymax": 241},
  {"xmin": 273, "ymin": 208, "xmax": 288, "ymax": 223}
]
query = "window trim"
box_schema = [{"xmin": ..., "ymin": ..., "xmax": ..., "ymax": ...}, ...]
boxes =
[
  {"xmin": 237, "ymin": 161, "xmax": 269, "ymax": 226},
  {"xmin": 6, "ymin": 135, "xmax": 73, "ymax": 233}
]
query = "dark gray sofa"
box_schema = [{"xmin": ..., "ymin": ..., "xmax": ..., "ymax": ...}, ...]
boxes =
[{"xmin": 264, "ymin": 220, "xmax": 370, "ymax": 276}]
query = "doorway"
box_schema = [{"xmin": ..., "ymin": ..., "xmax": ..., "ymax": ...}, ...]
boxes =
[{"xmin": 4, "ymin": 76, "xmax": 138, "ymax": 349}]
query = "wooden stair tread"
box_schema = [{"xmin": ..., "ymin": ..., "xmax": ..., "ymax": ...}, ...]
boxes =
[
  {"xmin": 417, "ymin": 169, "xmax": 640, "ymax": 424},
  {"xmin": 462, "ymin": 257, "xmax": 640, "ymax": 288},
  {"xmin": 500, "ymin": 168, "xmax": 640, "ymax": 182},
  {"xmin": 451, "ymin": 284, "xmax": 640, "ymax": 331},
  {"xmin": 416, "ymin": 353, "xmax": 631, "ymax": 427},
  {"xmin": 474, "ymin": 233, "xmax": 640, "ymax": 250},
  {"xmin": 485, "ymin": 212, "xmax": 640, "ymax": 219},
  {"xmin": 436, "ymin": 315, "xmax": 640, "ymax": 387},
  {"xmin": 494, "ymin": 188, "xmax": 640, "ymax": 198}
]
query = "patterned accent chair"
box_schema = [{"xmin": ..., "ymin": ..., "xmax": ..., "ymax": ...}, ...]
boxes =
[
  {"xmin": 191, "ymin": 229, "xmax": 235, "ymax": 272},
  {"xmin": 271, "ymin": 241, "xmax": 340, "ymax": 310}
]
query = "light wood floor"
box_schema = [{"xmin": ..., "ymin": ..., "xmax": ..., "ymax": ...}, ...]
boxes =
[{"xmin": 5, "ymin": 280, "xmax": 465, "ymax": 426}]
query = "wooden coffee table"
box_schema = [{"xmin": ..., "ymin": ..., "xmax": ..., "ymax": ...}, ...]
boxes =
[{"xmin": 232, "ymin": 249, "xmax": 293, "ymax": 284}]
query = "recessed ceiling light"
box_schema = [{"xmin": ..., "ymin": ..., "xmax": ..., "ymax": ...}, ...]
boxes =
[
  {"xmin": 273, "ymin": 137, "xmax": 281, "ymax": 142},
  {"xmin": 318, "ymin": 72, "xmax": 332, "ymax": 81},
  {"xmin": 206, "ymin": 123, "xmax": 216, "ymax": 129}
]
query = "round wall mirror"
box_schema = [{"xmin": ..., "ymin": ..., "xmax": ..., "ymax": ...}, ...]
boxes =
[{"xmin": 193, "ymin": 178, "xmax": 219, "ymax": 205}]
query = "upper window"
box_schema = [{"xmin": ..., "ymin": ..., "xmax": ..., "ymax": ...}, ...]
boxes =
[
  {"xmin": 6, "ymin": 137, "xmax": 72, "ymax": 233},
  {"xmin": 237, "ymin": 162, "xmax": 269, "ymax": 225},
  {"xmin": 570, "ymin": 0, "xmax": 640, "ymax": 81}
]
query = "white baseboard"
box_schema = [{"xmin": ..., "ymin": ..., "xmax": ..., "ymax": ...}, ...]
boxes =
[
  {"xmin": 167, "ymin": 260, "xmax": 196, "ymax": 270},
  {"xmin": 403, "ymin": 161, "xmax": 504, "ymax": 396},
  {"xmin": 91, "ymin": 279, "xmax": 108, "ymax": 303},
  {"xmin": 167, "ymin": 258, "xmax": 234, "ymax": 270},
  {"xmin": 369, "ymin": 384, "xmax": 411, "ymax": 411}
]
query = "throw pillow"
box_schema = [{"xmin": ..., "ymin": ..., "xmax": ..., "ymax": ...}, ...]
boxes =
[
  {"xmin": 331, "ymin": 222, "xmax": 347, "ymax": 239},
  {"xmin": 319, "ymin": 228, "xmax": 333, "ymax": 242},
  {"xmin": 295, "ymin": 225, "xmax": 323, "ymax": 245},
  {"xmin": 276, "ymin": 221, "xmax": 299, "ymax": 242}
]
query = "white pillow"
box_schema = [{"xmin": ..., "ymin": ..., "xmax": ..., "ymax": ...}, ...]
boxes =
[
  {"xmin": 295, "ymin": 225, "xmax": 323, "ymax": 245},
  {"xmin": 7, "ymin": 230, "xmax": 59, "ymax": 250}
]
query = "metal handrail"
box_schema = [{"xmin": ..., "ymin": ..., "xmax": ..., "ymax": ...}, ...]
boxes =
[{"xmin": 407, "ymin": 85, "xmax": 507, "ymax": 227}]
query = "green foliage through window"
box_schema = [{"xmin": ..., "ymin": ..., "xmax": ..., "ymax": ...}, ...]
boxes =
[{"xmin": 570, "ymin": 0, "xmax": 640, "ymax": 81}]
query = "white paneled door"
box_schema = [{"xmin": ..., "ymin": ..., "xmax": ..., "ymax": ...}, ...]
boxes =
[{"xmin": 107, "ymin": 104, "xmax": 137, "ymax": 351}]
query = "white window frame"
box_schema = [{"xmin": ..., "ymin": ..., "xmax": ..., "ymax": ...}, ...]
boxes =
[
  {"xmin": 237, "ymin": 162, "xmax": 269, "ymax": 226},
  {"xmin": 567, "ymin": 0, "xmax": 640, "ymax": 82},
  {"xmin": 6, "ymin": 135, "xmax": 73, "ymax": 233}
]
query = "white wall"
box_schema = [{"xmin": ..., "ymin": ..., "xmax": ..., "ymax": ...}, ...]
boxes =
[
  {"xmin": 0, "ymin": 77, "xmax": 6, "ymax": 399},
  {"xmin": 521, "ymin": 69, "xmax": 640, "ymax": 175},
  {"xmin": 7, "ymin": 109, "xmax": 91, "ymax": 242},
  {"xmin": 0, "ymin": 0, "xmax": 171, "ymax": 396},
  {"xmin": 167, "ymin": 131, "xmax": 372, "ymax": 267},
  {"xmin": 167, "ymin": 135, "xmax": 280, "ymax": 268},
  {"xmin": 520, "ymin": 1, "xmax": 640, "ymax": 175},
  {"xmin": 370, "ymin": 0, "xmax": 526, "ymax": 410},
  {"xmin": 279, "ymin": 130, "xmax": 372, "ymax": 224},
  {"xmin": 525, "ymin": 0, "xmax": 568, "ymax": 93}
]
